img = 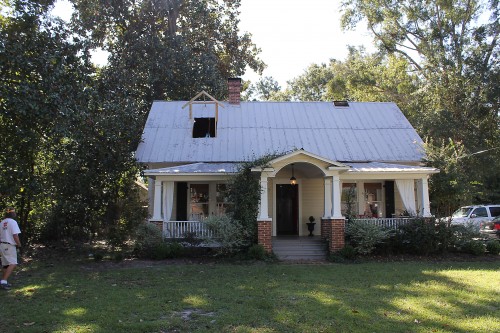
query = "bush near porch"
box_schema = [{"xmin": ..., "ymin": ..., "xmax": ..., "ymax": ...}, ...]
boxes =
[{"xmin": 343, "ymin": 217, "xmax": 497, "ymax": 257}]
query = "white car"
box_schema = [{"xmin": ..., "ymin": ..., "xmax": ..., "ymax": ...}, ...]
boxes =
[{"xmin": 450, "ymin": 205, "xmax": 500, "ymax": 228}]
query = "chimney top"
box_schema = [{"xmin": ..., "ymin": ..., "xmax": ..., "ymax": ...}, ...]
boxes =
[{"xmin": 228, "ymin": 78, "xmax": 241, "ymax": 105}]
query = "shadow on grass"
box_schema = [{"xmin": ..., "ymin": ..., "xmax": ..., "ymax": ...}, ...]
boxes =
[{"xmin": 2, "ymin": 259, "xmax": 499, "ymax": 333}]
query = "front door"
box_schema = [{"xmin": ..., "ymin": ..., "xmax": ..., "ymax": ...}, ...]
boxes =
[{"xmin": 276, "ymin": 184, "xmax": 299, "ymax": 235}]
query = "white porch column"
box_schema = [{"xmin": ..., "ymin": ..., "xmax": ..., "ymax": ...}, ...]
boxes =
[
  {"xmin": 356, "ymin": 181, "xmax": 365, "ymax": 216},
  {"xmin": 323, "ymin": 177, "xmax": 332, "ymax": 218},
  {"xmin": 258, "ymin": 174, "xmax": 271, "ymax": 220},
  {"xmin": 417, "ymin": 177, "xmax": 432, "ymax": 217},
  {"xmin": 331, "ymin": 175, "xmax": 342, "ymax": 218},
  {"xmin": 152, "ymin": 179, "xmax": 162, "ymax": 221}
]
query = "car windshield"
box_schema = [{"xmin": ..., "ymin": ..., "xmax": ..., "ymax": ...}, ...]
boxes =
[{"xmin": 452, "ymin": 207, "xmax": 473, "ymax": 218}]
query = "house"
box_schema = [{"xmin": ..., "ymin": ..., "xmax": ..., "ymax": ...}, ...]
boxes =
[{"xmin": 135, "ymin": 78, "xmax": 439, "ymax": 253}]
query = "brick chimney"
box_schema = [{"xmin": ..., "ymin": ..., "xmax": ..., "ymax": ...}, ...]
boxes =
[{"xmin": 228, "ymin": 78, "xmax": 241, "ymax": 105}]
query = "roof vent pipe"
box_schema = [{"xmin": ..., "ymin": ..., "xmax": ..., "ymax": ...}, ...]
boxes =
[{"xmin": 228, "ymin": 78, "xmax": 241, "ymax": 105}]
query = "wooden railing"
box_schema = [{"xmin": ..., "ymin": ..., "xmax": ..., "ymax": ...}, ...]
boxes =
[
  {"xmin": 163, "ymin": 221, "xmax": 215, "ymax": 239},
  {"xmin": 351, "ymin": 217, "xmax": 416, "ymax": 230}
]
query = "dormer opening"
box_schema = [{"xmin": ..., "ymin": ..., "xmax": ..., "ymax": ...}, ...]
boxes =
[
  {"xmin": 193, "ymin": 117, "xmax": 216, "ymax": 138},
  {"xmin": 182, "ymin": 90, "xmax": 223, "ymax": 138}
]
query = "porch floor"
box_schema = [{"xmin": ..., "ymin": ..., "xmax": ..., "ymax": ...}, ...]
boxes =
[{"xmin": 272, "ymin": 236, "xmax": 327, "ymax": 261}]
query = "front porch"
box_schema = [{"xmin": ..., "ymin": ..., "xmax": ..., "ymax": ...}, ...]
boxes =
[{"xmin": 145, "ymin": 150, "xmax": 438, "ymax": 256}]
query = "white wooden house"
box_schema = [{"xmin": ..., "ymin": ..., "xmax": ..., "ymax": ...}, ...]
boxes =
[{"xmin": 135, "ymin": 78, "xmax": 438, "ymax": 253}]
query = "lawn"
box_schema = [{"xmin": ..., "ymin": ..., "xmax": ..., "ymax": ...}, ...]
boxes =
[{"xmin": 2, "ymin": 255, "xmax": 499, "ymax": 333}]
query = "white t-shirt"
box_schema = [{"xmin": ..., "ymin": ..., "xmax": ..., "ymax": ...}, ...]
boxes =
[{"xmin": 1, "ymin": 218, "xmax": 21, "ymax": 245}]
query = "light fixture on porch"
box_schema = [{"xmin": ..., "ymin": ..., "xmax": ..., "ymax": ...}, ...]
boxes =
[{"xmin": 290, "ymin": 163, "xmax": 297, "ymax": 185}]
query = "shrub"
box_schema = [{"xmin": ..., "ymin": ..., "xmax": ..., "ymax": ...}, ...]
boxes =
[
  {"xmin": 203, "ymin": 215, "xmax": 252, "ymax": 254},
  {"xmin": 346, "ymin": 220, "xmax": 393, "ymax": 255},
  {"xmin": 393, "ymin": 218, "xmax": 465, "ymax": 255},
  {"xmin": 464, "ymin": 240, "xmax": 486, "ymax": 256},
  {"xmin": 113, "ymin": 252, "xmax": 124, "ymax": 262},
  {"xmin": 134, "ymin": 222, "xmax": 163, "ymax": 258},
  {"xmin": 150, "ymin": 242, "xmax": 184, "ymax": 260},
  {"xmin": 247, "ymin": 244, "xmax": 267, "ymax": 260},
  {"xmin": 93, "ymin": 252, "xmax": 104, "ymax": 262},
  {"xmin": 451, "ymin": 224, "xmax": 481, "ymax": 252},
  {"xmin": 328, "ymin": 245, "xmax": 356, "ymax": 263},
  {"xmin": 486, "ymin": 240, "xmax": 500, "ymax": 255}
]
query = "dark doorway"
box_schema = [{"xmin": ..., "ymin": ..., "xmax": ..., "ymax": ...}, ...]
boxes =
[
  {"xmin": 176, "ymin": 182, "xmax": 188, "ymax": 221},
  {"xmin": 276, "ymin": 184, "xmax": 299, "ymax": 235},
  {"xmin": 384, "ymin": 181, "xmax": 395, "ymax": 218}
]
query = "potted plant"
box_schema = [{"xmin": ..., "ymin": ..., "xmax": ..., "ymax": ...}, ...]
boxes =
[{"xmin": 306, "ymin": 216, "xmax": 316, "ymax": 236}]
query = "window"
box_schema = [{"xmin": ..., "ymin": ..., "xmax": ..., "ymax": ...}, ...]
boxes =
[
  {"xmin": 472, "ymin": 207, "xmax": 488, "ymax": 217},
  {"xmin": 190, "ymin": 184, "xmax": 209, "ymax": 220},
  {"xmin": 341, "ymin": 183, "xmax": 357, "ymax": 216},
  {"xmin": 216, "ymin": 183, "xmax": 232, "ymax": 216},
  {"xmin": 364, "ymin": 183, "xmax": 383, "ymax": 217},
  {"xmin": 488, "ymin": 206, "xmax": 500, "ymax": 217},
  {"xmin": 193, "ymin": 117, "xmax": 216, "ymax": 138}
]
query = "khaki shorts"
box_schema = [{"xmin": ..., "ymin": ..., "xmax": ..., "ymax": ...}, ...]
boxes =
[{"xmin": 1, "ymin": 243, "xmax": 17, "ymax": 265}]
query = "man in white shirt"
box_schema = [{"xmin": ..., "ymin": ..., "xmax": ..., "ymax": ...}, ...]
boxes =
[{"xmin": 1, "ymin": 207, "xmax": 22, "ymax": 290}]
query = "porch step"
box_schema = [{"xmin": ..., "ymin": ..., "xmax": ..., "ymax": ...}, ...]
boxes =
[{"xmin": 272, "ymin": 236, "xmax": 327, "ymax": 261}]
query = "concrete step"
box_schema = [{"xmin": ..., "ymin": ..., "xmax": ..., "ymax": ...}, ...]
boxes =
[{"xmin": 272, "ymin": 237, "xmax": 327, "ymax": 261}]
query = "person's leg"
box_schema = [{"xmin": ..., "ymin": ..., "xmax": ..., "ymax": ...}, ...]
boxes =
[{"xmin": 2, "ymin": 264, "xmax": 16, "ymax": 281}]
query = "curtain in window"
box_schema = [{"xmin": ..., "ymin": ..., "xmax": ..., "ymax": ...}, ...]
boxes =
[
  {"xmin": 395, "ymin": 180, "xmax": 416, "ymax": 215},
  {"xmin": 162, "ymin": 181, "xmax": 175, "ymax": 221}
]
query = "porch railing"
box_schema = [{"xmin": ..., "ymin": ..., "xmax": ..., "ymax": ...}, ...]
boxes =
[
  {"xmin": 351, "ymin": 217, "xmax": 416, "ymax": 230},
  {"xmin": 163, "ymin": 221, "xmax": 215, "ymax": 239}
]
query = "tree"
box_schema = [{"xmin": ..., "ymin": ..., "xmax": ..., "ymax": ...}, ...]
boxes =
[
  {"xmin": 341, "ymin": 0, "xmax": 500, "ymax": 211},
  {"xmin": 0, "ymin": 0, "xmax": 95, "ymax": 240},
  {"xmin": 70, "ymin": 0, "xmax": 264, "ymax": 110},
  {"xmin": 243, "ymin": 76, "xmax": 281, "ymax": 101}
]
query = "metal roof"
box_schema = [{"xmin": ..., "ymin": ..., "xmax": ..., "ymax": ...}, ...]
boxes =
[{"xmin": 135, "ymin": 101, "xmax": 425, "ymax": 163}]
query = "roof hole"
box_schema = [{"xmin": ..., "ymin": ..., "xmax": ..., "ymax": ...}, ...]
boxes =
[{"xmin": 333, "ymin": 101, "xmax": 349, "ymax": 107}]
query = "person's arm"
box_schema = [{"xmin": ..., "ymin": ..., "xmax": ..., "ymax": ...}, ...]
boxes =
[{"xmin": 13, "ymin": 234, "xmax": 21, "ymax": 248}]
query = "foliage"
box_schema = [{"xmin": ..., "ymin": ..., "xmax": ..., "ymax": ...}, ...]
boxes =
[
  {"xmin": 463, "ymin": 240, "xmax": 486, "ymax": 256},
  {"xmin": 224, "ymin": 153, "xmax": 283, "ymax": 244},
  {"xmin": 246, "ymin": 244, "xmax": 268, "ymax": 260},
  {"xmin": 328, "ymin": 244, "xmax": 357, "ymax": 262},
  {"xmin": 341, "ymin": 0, "xmax": 500, "ymax": 215},
  {"xmin": 485, "ymin": 240, "xmax": 500, "ymax": 255},
  {"xmin": 346, "ymin": 219, "xmax": 393, "ymax": 255},
  {"xmin": 203, "ymin": 215, "xmax": 252, "ymax": 254},
  {"xmin": 395, "ymin": 219, "xmax": 448, "ymax": 255},
  {"xmin": 243, "ymin": 76, "xmax": 281, "ymax": 101},
  {"xmin": 150, "ymin": 242, "xmax": 184, "ymax": 260},
  {"xmin": 133, "ymin": 222, "xmax": 164, "ymax": 258},
  {"xmin": 71, "ymin": 0, "xmax": 264, "ymax": 106}
]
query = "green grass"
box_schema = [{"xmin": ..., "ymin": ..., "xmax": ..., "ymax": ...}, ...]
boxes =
[{"xmin": 2, "ymin": 257, "xmax": 499, "ymax": 333}]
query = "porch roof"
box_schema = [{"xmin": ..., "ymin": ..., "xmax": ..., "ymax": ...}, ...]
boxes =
[
  {"xmin": 144, "ymin": 162, "xmax": 240, "ymax": 176},
  {"xmin": 346, "ymin": 162, "xmax": 439, "ymax": 174},
  {"xmin": 144, "ymin": 161, "xmax": 438, "ymax": 176}
]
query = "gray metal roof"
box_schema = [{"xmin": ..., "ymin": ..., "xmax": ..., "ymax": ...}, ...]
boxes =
[{"xmin": 135, "ymin": 101, "xmax": 425, "ymax": 163}]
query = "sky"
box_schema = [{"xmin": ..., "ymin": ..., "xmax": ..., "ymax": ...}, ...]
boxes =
[{"xmin": 52, "ymin": 0, "xmax": 374, "ymax": 88}]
